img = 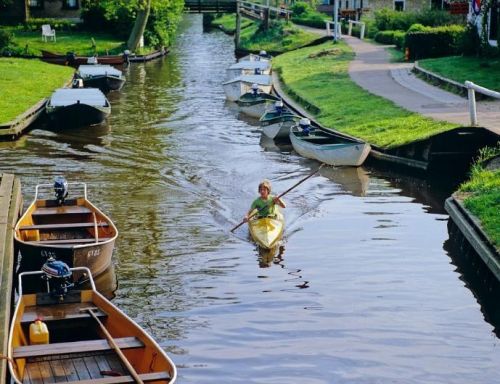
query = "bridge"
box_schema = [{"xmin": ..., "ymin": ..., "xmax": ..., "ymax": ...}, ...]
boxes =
[
  {"xmin": 184, "ymin": 0, "xmax": 237, "ymax": 13},
  {"xmin": 184, "ymin": 0, "xmax": 292, "ymax": 18}
]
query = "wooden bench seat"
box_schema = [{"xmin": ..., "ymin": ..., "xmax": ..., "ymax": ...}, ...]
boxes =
[
  {"xmin": 21, "ymin": 303, "xmax": 107, "ymax": 325},
  {"xmin": 64, "ymin": 372, "xmax": 171, "ymax": 384},
  {"xmin": 29, "ymin": 237, "xmax": 112, "ymax": 244},
  {"xmin": 32, "ymin": 206, "xmax": 92, "ymax": 216},
  {"xmin": 19, "ymin": 222, "xmax": 109, "ymax": 231},
  {"xmin": 13, "ymin": 337, "xmax": 144, "ymax": 359}
]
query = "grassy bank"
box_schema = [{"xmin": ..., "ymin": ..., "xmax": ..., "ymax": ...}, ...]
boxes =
[
  {"xmin": 7, "ymin": 29, "xmax": 125, "ymax": 56},
  {"xmin": 419, "ymin": 56, "xmax": 500, "ymax": 92},
  {"xmin": 240, "ymin": 20, "xmax": 320, "ymax": 54},
  {"xmin": 0, "ymin": 58, "xmax": 73, "ymax": 124},
  {"xmin": 273, "ymin": 41, "xmax": 457, "ymax": 148},
  {"xmin": 211, "ymin": 14, "xmax": 253, "ymax": 33},
  {"xmin": 459, "ymin": 146, "xmax": 500, "ymax": 250}
]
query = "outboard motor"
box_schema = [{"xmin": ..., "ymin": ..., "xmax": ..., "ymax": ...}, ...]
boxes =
[
  {"xmin": 123, "ymin": 50, "xmax": 131, "ymax": 65},
  {"xmin": 254, "ymin": 68, "xmax": 262, "ymax": 75},
  {"xmin": 71, "ymin": 78, "xmax": 83, "ymax": 88},
  {"xmin": 54, "ymin": 176, "xmax": 68, "ymax": 206},
  {"xmin": 41, "ymin": 257, "xmax": 74, "ymax": 301},
  {"xmin": 259, "ymin": 50, "xmax": 268, "ymax": 59},
  {"xmin": 274, "ymin": 100, "xmax": 284, "ymax": 114},
  {"xmin": 66, "ymin": 51, "xmax": 76, "ymax": 65},
  {"xmin": 87, "ymin": 56, "xmax": 98, "ymax": 65},
  {"xmin": 251, "ymin": 83, "xmax": 259, "ymax": 96},
  {"xmin": 299, "ymin": 118, "xmax": 312, "ymax": 135}
]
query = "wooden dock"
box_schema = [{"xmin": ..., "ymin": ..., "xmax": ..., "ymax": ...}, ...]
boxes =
[
  {"xmin": 0, "ymin": 99, "xmax": 47, "ymax": 141},
  {"xmin": 0, "ymin": 174, "xmax": 22, "ymax": 383}
]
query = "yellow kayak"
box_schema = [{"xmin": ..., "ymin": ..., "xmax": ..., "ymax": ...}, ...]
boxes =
[{"xmin": 248, "ymin": 209, "xmax": 284, "ymax": 249}]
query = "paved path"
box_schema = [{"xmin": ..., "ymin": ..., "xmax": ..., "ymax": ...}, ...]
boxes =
[{"xmin": 296, "ymin": 25, "xmax": 500, "ymax": 134}]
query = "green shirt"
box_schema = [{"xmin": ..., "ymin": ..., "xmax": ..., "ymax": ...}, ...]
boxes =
[{"xmin": 250, "ymin": 196, "xmax": 276, "ymax": 218}]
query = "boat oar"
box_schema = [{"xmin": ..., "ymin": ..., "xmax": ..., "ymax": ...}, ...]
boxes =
[
  {"xmin": 82, "ymin": 307, "xmax": 144, "ymax": 384},
  {"xmin": 230, "ymin": 164, "xmax": 324, "ymax": 233}
]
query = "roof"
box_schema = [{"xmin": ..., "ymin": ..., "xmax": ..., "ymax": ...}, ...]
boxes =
[
  {"xmin": 223, "ymin": 75, "xmax": 272, "ymax": 86},
  {"xmin": 77, "ymin": 65, "xmax": 122, "ymax": 78},
  {"xmin": 49, "ymin": 88, "xmax": 108, "ymax": 107},
  {"xmin": 228, "ymin": 61, "xmax": 271, "ymax": 70}
]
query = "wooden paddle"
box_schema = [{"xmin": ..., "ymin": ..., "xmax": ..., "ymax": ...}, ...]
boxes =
[
  {"xmin": 83, "ymin": 307, "xmax": 144, "ymax": 384},
  {"xmin": 231, "ymin": 164, "xmax": 324, "ymax": 233}
]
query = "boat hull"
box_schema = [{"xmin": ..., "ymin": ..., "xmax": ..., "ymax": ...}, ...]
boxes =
[
  {"xmin": 290, "ymin": 128, "xmax": 371, "ymax": 167},
  {"xmin": 262, "ymin": 118, "xmax": 296, "ymax": 140},
  {"xmin": 226, "ymin": 67, "xmax": 271, "ymax": 80},
  {"xmin": 47, "ymin": 103, "xmax": 110, "ymax": 127},
  {"xmin": 223, "ymin": 82, "xmax": 272, "ymax": 102},
  {"xmin": 238, "ymin": 100, "xmax": 272, "ymax": 118},
  {"xmin": 81, "ymin": 75, "xmax": 126, "ymax": 92},
  {"xmin": 41, "ymin": 50, "xmax": 125, "ymax": 67},
  {"xmin": 248, "ymin": 210, "xmax": 284, "ymax": 249}
]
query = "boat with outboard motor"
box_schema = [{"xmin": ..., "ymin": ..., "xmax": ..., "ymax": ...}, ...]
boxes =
[
  {"xmin": 223, "ymin": 74, "xmax": 272, "ymax": 102},
  {"xmin": 8, "ymin": 261, "xmax": 177, "ymax": 384},
  {"xmin": 237, "ymin": 85, "xmax": 279, "ymax": 118},
  {"xmin": 75, "ymin": 65, "xmax": 126, "ymax": 92},
  {"xmin": 14, "ymin": 178, "xmax": 118, "ymax": 277},
  {"xmin": 41, "ymin": 50, "xmax": 127, "ymax": 67},
  {"xmin": 238, "ymin": 50, "xmax": 272, "ymax": 63},
  {"xmin": 226, "ymin": 61, "xmax": 271, "ymax": 80},
  {"xmin": 248, "ymin": 207, "xmax": 284, "ymax": 250},
  {"xmin": 260, "ymin": 100, "xmax": 299, "ymax": 140},
  {"xmin": 290, "ymin": 118, "xmax": 371, "ymax": 167},
  {"xmin": 46, "ymin": 81, "xmax": 111, "ymax": 127}
]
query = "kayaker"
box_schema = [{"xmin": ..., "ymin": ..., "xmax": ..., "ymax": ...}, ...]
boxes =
[{"xmin": 244, "ymin": 180, "xmax": 286, "ymax": 222}]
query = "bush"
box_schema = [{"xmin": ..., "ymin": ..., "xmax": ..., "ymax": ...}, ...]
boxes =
[
  {"xmin": 407, "ymin": 23, "xmax": 427, "ymax": 32},
  {"xmin": 291, "ymin": 1, "xmax": 326, "ymax": 29},
  {"xmin": 374, "ymin": 30, "xmax": 397, "ymax": 44},
  {"xmin": 291, "ymin": 1, "xmax": 313, "ymax": 16},
  {"xmin": 393, "ymin": 30, "xmax": 406, "ymax": 49},
  {"xmin": 416, "ymin": 9, "xmax": 455, "ymax": 27},
  {"xmin": 374, "ymin": 8, "xmax": 417, "ymax": 31},
  {"xmin": 406, "ymin": 24, "xmax": 465, "ymax": 59},
  {"xmin": 24, "ymin": 18, "xmax": 77, "ymax": 32},
  {"xmin": 0, "ymin": 28, "xmax": 12, "ymax": 49},
  {"xmin": 458, "ymin": 22, "xmax": 481, "ymax": 56}
]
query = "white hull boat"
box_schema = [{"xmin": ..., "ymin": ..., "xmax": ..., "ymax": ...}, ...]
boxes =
[
  {"xmin": 237, "ymin": 92, "xmax": 279, "ymax": 118},
  {"xmin": 262, "ymin": 118, "xmax": 297, "ymax": 140},
  {"xmin": 226, "ymin": 61, "xmax": 271, "ymax": 80},
  {"xmin": 223, "ymin": 75, "xmax": 272, "ymax": 102},
  {"xmin": 290, "ymin": 125, "xmax": 371, "ymax": 166}
]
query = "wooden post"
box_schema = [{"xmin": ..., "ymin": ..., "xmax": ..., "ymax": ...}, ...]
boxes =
[{"xmin": 235, "ymin": 0, "xmax": 241, "ymax": 48}]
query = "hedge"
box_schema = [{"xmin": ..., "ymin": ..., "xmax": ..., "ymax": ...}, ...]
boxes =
[
  {"xmin": 24, "ymin": 18, "xmax": 78, "ymax": 32},
  {"xmin": 406, "ymin": 25, "xmax": 465, "ymax": 60}
]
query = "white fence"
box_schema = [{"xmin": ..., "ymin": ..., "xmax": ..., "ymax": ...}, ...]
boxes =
[
  {"xmin": 465, "ymin": 81, "xmax": 500, "ymax": 126},
  {"xmin": 348, "ymin": 20, "xmax": 365, "ymax": 39},
  {"xmin": 325, "ymin": 21, "xmax": 342, "ymax": 38}
]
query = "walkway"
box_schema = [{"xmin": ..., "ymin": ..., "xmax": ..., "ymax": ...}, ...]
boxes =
[{"xmin": 296, "ymin": 25, "xmax": 500, "ymax": 135}]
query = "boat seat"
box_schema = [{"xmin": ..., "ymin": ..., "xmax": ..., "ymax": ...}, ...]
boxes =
[
  {"xmin": 21, "ymin": 304, "xmax": 107, "ymax": 325},
  {"xmin": 32, "ymin": 206, "xmax": 92, "ymax": 216},
  {"xmin": 13, "ymin": 337, "xmax": 144, "ymax": 359},
  {"xmin": 29, "ymin": 237, "xmax": 112, "ymax": 244},
  {"xmin": 63, "ymin": 372, "xmax": 171, "ymax": 384},
  {"xmin": 19, "ymin": 222, "xmax": 109, "ymax": 231}
]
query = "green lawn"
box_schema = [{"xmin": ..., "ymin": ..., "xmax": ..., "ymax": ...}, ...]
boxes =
[
  {"xmin": 8, "ymin": 29, "xmax": 126, "ymax": 56},
  {"xmin": 211, "ymin": 14, "xmax": 253, "ymax": 33},
  {"xmin": 240, "ymin": 20, "xmax": 320, "ymax": 54},
  {"xmin": 273, "ymin": 41, "xmax": 458, "ymax": 148},
  {"xmin": 459, "ymin": 146, "xmax": 500, "ymax": 250},
  {"xmin": 419, "ymin": 56, "xmax": 500, "ymax": 92},
  {"xmin": 0, "ymin": 58, "xmax": 73, "ymax": 124}
]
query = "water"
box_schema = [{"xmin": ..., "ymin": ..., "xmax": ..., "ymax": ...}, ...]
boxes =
[{"xmin": 1, "ymin": 15, "xmax": 500, "ymax": 383}]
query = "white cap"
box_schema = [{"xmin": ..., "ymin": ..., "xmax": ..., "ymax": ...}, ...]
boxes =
[
  {"xmin": 251, "ymin": 83, "xmax": 259, "ymax": 90},
  {"xmin": 124, "ymin": 50, "xmax": 131, "ymax": 55},
  {"xmin": 275, "ymin": 100, "xmax": 284, "ymax": 107},
  {"xmin": 259, "ymin": 50, "xmax": 267, "ymax": 56},
  {"xmin": 299, "ymin": 118, "xmax": 311, "ymax": 126}
]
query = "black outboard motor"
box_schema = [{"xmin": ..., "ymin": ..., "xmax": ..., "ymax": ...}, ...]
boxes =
[
  {"xmin": 54, "ymin": 176, "xmax": 68, "ymax": 206},
  {"xmin": 66, "ymin": 51, "xmax": 76, "ymax": 66},
  {"xmin": 274, "ymin": 100, "xmax": 284, "ymax": 114},
  {"xmin": 41, "ymin": 257, "xmax": 74, "ymax": 301},
  {"xmin": 299, "ymin": 118, "xmax": 312, "ymax": 135},
  {"xmin": 251, "ymin": 83, "xmax": 259, "ymax": 96},
  {"xmin": 123, "ymin": 50, "xmax": 130, "ymax": 65},
  {"xmin": 254, "ymin": 68, "xmax": 262, "ymax": 75}
]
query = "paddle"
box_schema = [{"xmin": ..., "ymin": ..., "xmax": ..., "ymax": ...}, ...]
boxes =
[{"xmin": 230, "ymin": 164, "xmax": 324, "ymax": 233}]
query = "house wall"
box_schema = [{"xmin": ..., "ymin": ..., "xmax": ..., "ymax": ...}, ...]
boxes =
[{"xmin": 30, "ymin": 0, "xmax": 80, "ymax": 19}]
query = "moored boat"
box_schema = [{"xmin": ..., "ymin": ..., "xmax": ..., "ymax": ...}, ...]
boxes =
[
  {"xmin": 237, "ymin": 86, "xmax": 279, "ymax": 118},
  {"xmin": 46, "ymin": 87, "xmax": 111, "ymax": 127},
  {"xmin": 8, "ymin": 263, "xmax": 177, "ymax": 383},
  {"xmin": 76, "ymin": 65, "xmax": 126, "ymax": 92},
  {"xmin": 14, "ymin": 178, "xmax": 118, "ymax": 277},
  {"xmin": 248, "ymin": 208, "xmax": 284, "ymax": 250},
  {"xmin": 289, "ymin": 119, "xmax": 371, "ymax": 167},
  {"xmin": 41, "ymin": 50, "xmax": 127, "ymax": 66},
  {"xmin": 226, "ymin": 60, "xmax": 271, "ymax": 80},
  {"xmin": 260, "ymin": 101, "xmax": 299, "ymax": 140},
  {"xmin": 238, "ymin": 50, "xmax": 272, "ymax": 62},
  {"xmin": 222, "ymin": 74, "xmax": 272, "ymax": 102}
]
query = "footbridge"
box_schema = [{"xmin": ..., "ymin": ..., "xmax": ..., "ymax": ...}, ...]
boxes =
[{"xmin": 184, "ymin": 0, "xmax": 237, "ymax": 13}]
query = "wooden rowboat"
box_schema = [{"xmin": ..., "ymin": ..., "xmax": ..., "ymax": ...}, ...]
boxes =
[
  {"xmin": 8, "ymin": 266, "xmax": 177, "ymax": 383},
  {"xmin": 290, "ymin": 120, "xmax": 371, "ymax": 167},
  {"xmin": 248, "ymin": 208, "xmax": 284, "ymax": 250},
  {"xmin": 41, "ymin": 50, "xmax": 126, "ymax": 67},
  {"xmin": 14, "ymin": 181, "xmax": 118, "ymax": 277}
]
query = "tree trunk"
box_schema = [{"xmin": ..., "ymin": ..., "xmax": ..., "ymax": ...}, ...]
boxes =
[{"xmin": 127, "ymin": 0, "xmax": 152, "ymax": 51}]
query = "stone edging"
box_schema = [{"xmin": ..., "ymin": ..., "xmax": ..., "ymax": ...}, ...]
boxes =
[{"xmin": 445, "ymin": 195, "xmax": 500, "ymax": 280}]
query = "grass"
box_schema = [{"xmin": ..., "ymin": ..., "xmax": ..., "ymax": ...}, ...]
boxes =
[
  {"xmin": 7, "ymin": 29, "xmax": 126, "ymax": 56},
  {"xmin": 459, "ymin": 145, "xmax": 500, "ymax": 250},
  {"xmin": 211, "ymin": 14, "xmax": 253, "ymax": 33},
  {"xmin": 272, "ymin": 41, "xmax": 458, "ymax": 148},
  {"xmin": 418, "ymin": 56, "xmax": 500, "ymax": 91},
  {"xmin": 0, "ymin": 58, "xmax": 73, "ymax": 124},
  {"xmin": 240, "ymin": 20, "xmax": 320, "ymax": 54}
]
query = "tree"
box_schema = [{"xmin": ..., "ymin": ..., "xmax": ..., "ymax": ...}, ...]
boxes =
[{"xmin": 127, "ymin": 0, "xmax": 151, "ymax": 51}]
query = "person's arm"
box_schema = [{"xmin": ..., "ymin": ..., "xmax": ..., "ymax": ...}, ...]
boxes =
[
  {"xmin": 244, "ymin": 201, "xmax": 258, "ymax": 222},
  {"xmin": 273, "ymin": 196, "xmax": 286, "ymax": 208}
]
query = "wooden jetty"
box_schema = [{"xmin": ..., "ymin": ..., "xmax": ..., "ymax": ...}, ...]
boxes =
[
  {"xmin": 0, "ymin": 174, "xmax": 23, "ymax": 383},
  {"xmin": 0, "ymin": 99, "xmax": 47, "ymax": 141}
]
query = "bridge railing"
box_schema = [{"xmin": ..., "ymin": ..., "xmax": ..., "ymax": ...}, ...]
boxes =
[{"xmin": 185, "ymin": 0, "xmax": 237, "ymax": 13}]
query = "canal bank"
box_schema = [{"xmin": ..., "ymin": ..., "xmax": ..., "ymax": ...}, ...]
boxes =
[{"xmin": 2, "ymin": 15, "xmax": 500, "ymax": 382}]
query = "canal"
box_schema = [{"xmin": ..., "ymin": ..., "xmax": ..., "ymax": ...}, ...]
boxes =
[{"xmin": 1, "ymin": 15, "xmax": 500, "ymax": 383}]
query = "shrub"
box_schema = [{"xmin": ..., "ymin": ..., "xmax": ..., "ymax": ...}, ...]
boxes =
[
  {"xmin": 291, "ymin": 1, "xmax": 313, "ymax": 16},
  {"xmin": 24, "ymin": 18, "xmax": 77, "ymax": 32},
  {"xmin": 0, "ymin": 28, "xmax": 12, "ymax": 49},
  {"xmin": 374, "ymin": 30, "xmax": 397, "ymax": 44},
  {"xmin": 374, "ymin": 8, "xmax": 417, "ymax": 31},
  {"xmin": 458, "ymin": 22, "xmax": 481, "ymax": 56},
  {"xmin": 393, "ymin": 30, "xmax": 406, "ymax": 49},
  {"xmin": 406, "ymin": 24, "xmax": 465, "ymax": 59},
  {"xmin": 416, "ymin": 9, "xmax": 455, "ymax": 27},
  {"xmin": 407, "ymin": 23, "xmax": 427, "ymax": 32},
  {"xmin": 292, "ymin": 13, "xmax": 326, "ymax": 29}
]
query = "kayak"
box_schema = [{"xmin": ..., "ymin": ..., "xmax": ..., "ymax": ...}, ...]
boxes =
[{"xmin": 248, "ymin": 208, "xmax": 284, "ymax": 249}]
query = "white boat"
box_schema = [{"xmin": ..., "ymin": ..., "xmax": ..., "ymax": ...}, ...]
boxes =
[
  {"xmin": 237, "ymin": 88, "xmax": 279, "ymax": 118},
  {"xmin": 238, "ymin": 50, "xmax": 272, "ymax": 62},
  {"xmin": 260, "ymin": 102, "xmax": 299, "ymax": 140},
  {"xmin": 289, "ymin": 119, "xmax": 371, "ymax": 167},
  {"xmin": 76, "ymin": 64, "xmax": 126, "ymax": 92},
  {"xmin": 222, "ymin": 74, "xmax": 272, "ymax": 102},
  {"xmin": 226, "ymin": 61, "xmax": 271, "ymax": 80}
]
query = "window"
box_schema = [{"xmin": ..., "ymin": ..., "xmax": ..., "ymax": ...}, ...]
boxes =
[
  {"xmin": 345, "ymin": 0, "xmax": 349, "ymax": 8},
  {"xmin": 62, "ymin": 0, "xmax": 79, "ymax": 9},
  {"xmin": 29, "ymin": 0, "xmax": 43, "ymax": 8},
  {"xmin": 394, "ymin": 0, "xmax": 405, "ymax": 11}
]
